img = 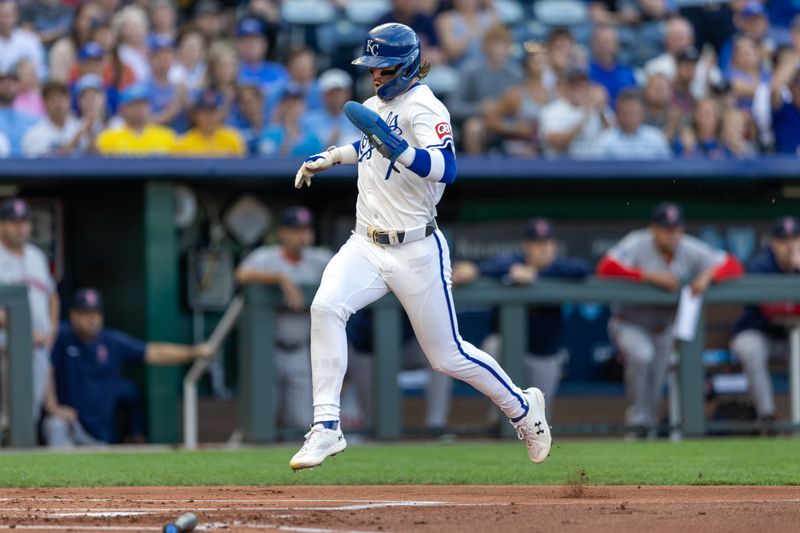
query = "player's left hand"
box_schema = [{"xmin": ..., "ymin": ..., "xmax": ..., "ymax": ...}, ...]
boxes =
[
  {"xmin": 295, "ymin": 147, "xmax": 342, "ymax": 189},
  {"xmin": 689, "ymin": 271, "xmax": 713, "ymax": 295}
]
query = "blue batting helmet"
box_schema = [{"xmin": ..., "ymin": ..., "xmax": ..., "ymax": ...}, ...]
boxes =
[{"xmin": 352, "ymin": 23, "xmax": 420, "ymax": 100}]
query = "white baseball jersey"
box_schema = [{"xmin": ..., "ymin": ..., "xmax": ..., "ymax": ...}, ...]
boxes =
[{"xmin": 355, "ymin": 83, "xmax": 454, "ymax": 230}]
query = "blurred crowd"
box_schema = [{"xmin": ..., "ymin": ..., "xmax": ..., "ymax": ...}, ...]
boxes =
[{"xmin": 0, "ymin": 0, "xmax": 800, "ymax": 158}]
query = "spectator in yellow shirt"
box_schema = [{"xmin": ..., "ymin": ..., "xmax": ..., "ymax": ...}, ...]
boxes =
[
  {"xmin": 96, "ymin": 84, "xmax": 177, "ymax": 155},
  {"xmin": 173, "ymin": 90, "xmax": 246, "ymax": 157}
]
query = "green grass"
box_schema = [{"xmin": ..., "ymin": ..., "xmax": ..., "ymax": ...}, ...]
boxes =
[{"xmin": 0, "ymin": 438, "xmax": 797, "ymax": 487}]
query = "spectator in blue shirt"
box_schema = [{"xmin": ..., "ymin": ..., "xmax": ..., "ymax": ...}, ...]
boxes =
[
  {"xmin": 268, "ymin": 47, "xmax": 322, "ymax": 116},
  {"xmin": 450, "ymin": 218, "xmax": 591, "ymax": 419},
  {"xmin": 229, "ymin": 84, "xmax": 265, "ymax": 155},
  {"xmin": 146, "ymin": 35, "xmax": 190, "ymax": 132},
  {"xmin": 589, "ymin": 24, "xmax": 637, "ymax": 106},
  {"xmin": 20, "ymin": 0, "xmax": 73, "ymax": 48},
  {"xmin": 0, "ymin": 65, "xmax": 37, "ymax": 156},
  {"xmin": 43, "ymin": 288, "xmax": 212, "ymax": 447},
  {"xmin": 770, "ymin": 48, "xmax": 800, "ymax": 154},
  {"xmin": 301, "ymin": 69, "xmax": 360, "ymax": 149},
  {"xmin": 730, "ymin": 217, "xmax": 800, "ymax": 434},
  {"xmin": 236, "ymin": 17, "xmax": 287, "ymax": 95},
  {"xmin": 718, "ymin": 2, "xmax": 774, "ymax": 76},
  {"xmin": 258, "ymin": 87, "xmax": 322, "ymax": 157}
]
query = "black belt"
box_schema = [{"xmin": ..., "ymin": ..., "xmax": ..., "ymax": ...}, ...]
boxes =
[{"xmin": 371, "ymin": 223, "xmax": 436, "ymax": 245}]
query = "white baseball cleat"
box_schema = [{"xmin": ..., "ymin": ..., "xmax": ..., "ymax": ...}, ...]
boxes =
[
  {"xmin": 511, "ymin": 387, "xmax": 552, "ymax": 464},
  {"xmin": 289, "ymin": 424, "xmax": 347, "ymax": 471}
]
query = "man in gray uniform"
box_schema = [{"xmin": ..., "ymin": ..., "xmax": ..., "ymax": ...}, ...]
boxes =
[
  {"xmin": 0, "ymin": 198, "xmax": 59, "ymax": 428},
  {"xmin": 597, "ymin": 202, "xmax": 743, "ymax": 437},
  {"xmin": 235, "ymin": 207, "xmax": 333, "ymax": 430}
]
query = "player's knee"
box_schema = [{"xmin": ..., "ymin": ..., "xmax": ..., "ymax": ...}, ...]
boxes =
[
  {"xmin": 731, "ymin": 330, "xmax": 768, "ymax": 367},
  {"xmin": 623, "ymin": 343, "xmax": 654, "ymax": 367},
  {"xmin": 310, "ymin": 300, "xmax": 349, "ymax": 326},
  {"xmin": 429, "ymin": 355, "xmax": 461, "ymax": 376}
]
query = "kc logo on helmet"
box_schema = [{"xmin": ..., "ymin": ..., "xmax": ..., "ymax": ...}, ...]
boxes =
[
  {"xmin": 435, "ymin": 122, "xmax": 452, "ymax": 140},
  {"xmin": 366, "ymin": 39, "xmax": 379, "ymax": 56}
]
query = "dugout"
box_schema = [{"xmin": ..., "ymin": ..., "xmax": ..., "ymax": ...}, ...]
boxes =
[{"xmin": 2, "ymin": 156, "xmax": 800, "ymax": 443}]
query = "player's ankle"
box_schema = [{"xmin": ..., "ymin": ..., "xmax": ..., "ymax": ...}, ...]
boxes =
[{"xmin": 315, "ymin": 420, "xmax": 339, "ymax": 430}]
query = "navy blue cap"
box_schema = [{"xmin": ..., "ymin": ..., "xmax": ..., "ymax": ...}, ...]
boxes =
[
  {"xmin": 651, "ymin": 202, "xmax": 684, "ymax": 227},
  {"xmin": 192, "ymin": 89, "xmax": 223, "ymax": 109},
  {"xmin": 772, "ymin": 216, "xmax": 800, "ymax": 238},
  {"xmin": 279, "ymin": 206, "xmax": 314, "ymax": 228},
  {"xmin": 119, "ymin": 83, "xmax": 150, "ymax": 106},
  {"xmin": 71, "ymin": 288, "xmax": 104, "ymax": 312},
  {"xmin": 237, "ymin": 17, "xmax": 266, "ymax": 38},
  {"xmin": 524, "ymin": 217, "xmax": 555, "ymax": 241},
  {"xmin": 149, "ymin": 34, "xmax": 175, "ymax": 52},
  {"xmin": 78, "ymin": 42, "xmax": 105, "ymax": 62},
  {"xmin": 0, "ymin": 198, "xmax": 30, "ymax": 221}
]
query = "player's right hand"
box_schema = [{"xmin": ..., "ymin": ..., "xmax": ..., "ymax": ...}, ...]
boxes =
[{"xmin": 294, "ymin": 147, "xmax": 341, "ymax": 189}]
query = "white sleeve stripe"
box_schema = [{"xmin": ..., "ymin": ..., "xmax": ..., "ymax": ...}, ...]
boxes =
[{"xmin": 425, "ymin": 147, "xmax": 445, "ymax": 182}]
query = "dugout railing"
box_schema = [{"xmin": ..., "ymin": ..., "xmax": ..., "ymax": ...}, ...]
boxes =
[{"xmin": 237, "ymin": 276, "xmax": 800, "ymax": 443}]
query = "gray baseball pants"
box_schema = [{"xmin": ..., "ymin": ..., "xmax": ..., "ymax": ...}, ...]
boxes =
[{"xmin": 730, "ymin": 329, "xmax": 784, "ymax": 418}]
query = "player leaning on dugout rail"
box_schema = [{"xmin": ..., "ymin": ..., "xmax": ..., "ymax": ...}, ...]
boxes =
[
  {"xmin": 289, "ymin": 23, "xmax": 551, "ymax": 471},
  {"xmin": 597, "ymin": 202, "xmax": 744, "ymax": 439}
]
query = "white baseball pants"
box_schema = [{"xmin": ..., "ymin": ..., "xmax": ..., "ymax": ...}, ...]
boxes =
[{"xmin": 309, "ymin": 229, "xmax": 529, "ymax": 424}]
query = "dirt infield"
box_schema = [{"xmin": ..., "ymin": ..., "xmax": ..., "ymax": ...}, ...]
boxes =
[{"xmin": 0, "ymin": 485, "xmax": 798, "ymax": 532}]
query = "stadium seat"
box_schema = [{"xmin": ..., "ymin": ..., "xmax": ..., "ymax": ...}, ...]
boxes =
[
  {"xmin": 532, "ymin": 0, "xmax": 588, "ymax": 26},
  {"xmin": 281, "ymin": 0, "xmax": 337, "ymax": 26},
  {"xmin": 281, "ymin": 0, "xmax": 337, "ymax": 49},
  {"xmin": 344, "ymin": 0, "xmax": 390, "ymax": 25},
  {"xmin": 495, "ymin": 0, "xmax": 525, "ymax": 26},
  {"xmin": 423, "ymin": 65, "xmax": 460, "ymax": 98}
]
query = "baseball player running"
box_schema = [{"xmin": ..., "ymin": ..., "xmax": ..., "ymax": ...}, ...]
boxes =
[{"xmin": 289, "ymin": 23, "xmax": 551, "ymax": 470}]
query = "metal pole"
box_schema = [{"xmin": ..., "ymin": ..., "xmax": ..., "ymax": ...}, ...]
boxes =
[
  {"xmin": 373, "ymin": 296, "xmax": 401, "ymax": 440},
  {"xmin": 499, "ymin": 302, "xmax": 526, "ymax": 439},
  {"xmin": 183, "ymin": 296, "xmax": 244, "ymax": 448},
  {"xmin": 678, "ymin": 310, "xmax": 706, "ymax": 437},
  {"xmin": 6, "ymin": 285, "xmax": 34, "ymax": 447},
  {"xmin": 790, "ymin": 324, "xmax": 800, "ymax": 436}
]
